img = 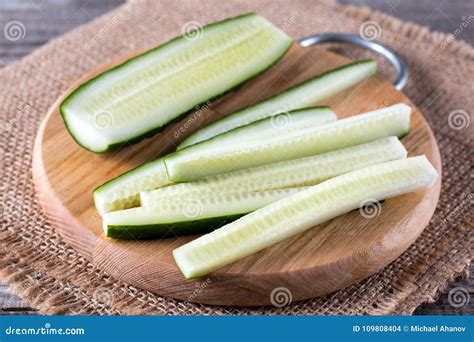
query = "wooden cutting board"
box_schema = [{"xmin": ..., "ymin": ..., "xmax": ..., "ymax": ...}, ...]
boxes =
[{"xmin": 32, "ymin": 44, "xmax": 441, "ymax": 306}]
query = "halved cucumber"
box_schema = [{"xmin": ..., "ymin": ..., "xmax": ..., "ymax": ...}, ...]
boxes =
[
  {"xmin": 173, "ymin": 156, "xmax": 438, "ymax": 279},
  {"xmin": 178, "ymin": 59, "xmax": 377, "ymax": 149},
  {"xmin": 103, "ymin": 188, "xmax": 304, "ymax": 240},
  {"xmin": 93, "ymin": 107, "xmax": 334, "ymax": 215},
  {"xmin": 165, "ymin": 103, "xmax": 411, "ymax": 181},
  {"xmin": 93, "ymin": 158, "xmax": 171, "ymax": 215},
  {"xmin": 141, "ymin": 137, "xmax": 407, "ymax": 206},
  {"xmin": 60, "ymin": 13, "xmax": 292, "ymax": 153}
]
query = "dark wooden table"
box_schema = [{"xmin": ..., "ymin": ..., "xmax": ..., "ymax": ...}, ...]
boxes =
[{"xmin": 0, "ymin": 0, "xmax": 472, "ymax": 315}]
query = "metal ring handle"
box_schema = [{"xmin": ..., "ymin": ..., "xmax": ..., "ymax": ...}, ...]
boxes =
[{"xmin": 298, "ymin": 33, "xmax": 408, "ymax": 90}]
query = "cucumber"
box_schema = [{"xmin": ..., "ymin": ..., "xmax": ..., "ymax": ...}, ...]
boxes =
[
  {"xmin": 103, "ymin": 188, "xmax": 304, "ymax": 240},
  {"xmin": 173, "ymin": 156, "xmax": 438, "ymax": 279},
  {"xmin": 93, "ymin": 107, "xmax": 334, "ymax": 215},
  {"xmin": 180, "ymin": 106, "xmax": 336, "ymax": 152},
  {"xmin": 141, "ymin": 137, "xmax": 407, "ymax": 206},
  {"xmin": 60, "ymin": 13, "xmax": 292, "ymax": 153},
  {"xmin": 178, "ymin": 60, "xmax": 377, "ymax": 149},
  {"xmin": 93, "ymin": 158, "xmax": 171, "ymax": 215},
  {"xmin": 165, "ymin": 103, "xmax": 411, "ymax": 181}
]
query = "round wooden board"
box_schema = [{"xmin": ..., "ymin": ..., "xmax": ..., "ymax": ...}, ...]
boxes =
[{"xmin": 33, "ymin": 44, "xmax": 441, "ymax": 306}]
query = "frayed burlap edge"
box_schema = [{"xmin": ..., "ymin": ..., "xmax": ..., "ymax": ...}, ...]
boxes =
[{"xmin": 336, "ymin": 1, "xmax": 473, "ymax": 314}]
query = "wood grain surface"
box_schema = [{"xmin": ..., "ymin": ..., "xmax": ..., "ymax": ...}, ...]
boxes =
[
  {"xmin": 32, "ymin": 43, "xmax": 441, "ymax": 306},
  {"xmin": 1, "ymin": 0, "xmax": 472, "ymax": 314}
]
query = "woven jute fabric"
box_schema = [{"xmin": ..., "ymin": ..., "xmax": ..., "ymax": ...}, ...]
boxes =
[{"xmin": 1, "ymin": 0, "xmax": 472, "ymax": 315}]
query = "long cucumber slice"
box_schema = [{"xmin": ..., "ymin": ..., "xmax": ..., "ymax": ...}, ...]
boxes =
[
  {"xmin": 178, "ymin": 59, "xmax": 377, "ymax": 149},
  {"xmin": 60, "ymin": 13, "xmax": 292, "ymax": 153},
  {"xmin": 141, "ymin": 137, "xmax": 407, "ymax": 206},
  {"xmin": 93, "ymin": 107, "xmax": 334, "ymax": 215},
  {"xmin": 93, "ymin": 158, "xmax": 171, "ymax": 215},
  {"xmin": 181, "ymin": 106, "xmax": 336, "ymax": 153},
  {"xmin": 103, "ymin": 188, "xmax": 304, "ymax": 239},
  {"xmin": 173, "ymin": 156, "xmax": 438, "ymax": 279},
  {"xmin": 165, "ymin": 103, "xmax": 411, "ymax": 181}
]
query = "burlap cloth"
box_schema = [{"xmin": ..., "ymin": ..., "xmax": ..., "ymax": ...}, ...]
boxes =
[{"xmin": 1, "ymin": 0, "xmax": 472, "ymax": 315}]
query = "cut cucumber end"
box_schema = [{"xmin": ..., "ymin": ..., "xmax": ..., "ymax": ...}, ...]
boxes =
[
  {"xmin": 60, "ymin": 13, "xmax": 292, "ymax": 153},
  {"xmin": 93, "ymin": 158, "xmax": 172, "ymax": 215},
  {"xmin": 173, "ymin": 250, "xmax": 202, "ymax": 279}
]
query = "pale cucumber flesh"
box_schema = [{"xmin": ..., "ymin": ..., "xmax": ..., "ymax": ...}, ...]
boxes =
[
  {"xmin": 180, "ymin": 107, "xmax": 336, "ymax": 153},
  {"xmin": 141, "ymin": 137, "xmax": 407, "ymax": 206},
  {"xmin": 178, "ymin": 60, "xmax": 377, "ymax": 149},
  {"xmin": 103, "ymin": 187, "xmax": 304, "ymax": 239},
  {"xmin": 92, "ymin": 108, "xmax": 333, "ymax": 215},
  {"xmin": 61, "ymin": 14, "xmax": 292, "ymax": 152},
  {"xmin": 173, "ymin": 156, "xmax": 438, "ymax": 279},
  {"xmin": 93, "ymin": 158, "xmax": 171, "ymax": 215},
  {"xmin": 165, "ymin": 103, "xmax": 412, "ymax": 181}
]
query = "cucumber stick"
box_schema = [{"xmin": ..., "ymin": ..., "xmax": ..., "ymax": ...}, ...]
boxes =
[
  {"xmin": 141, "ymin": 137, "xmax": 407, "ymax": 206},
  {"xmin": 60, "ymin": 13, "xmax": 292, "ymax": 153},
  {"xmin": 103, "ymin": 187, "xmax": 304, "ymax": 239},
  {"xmin": 178, "ymin": 59, "xmax": 377, "ymax": 149},
  {"xmin": 173, "ymin": 156, "xmax": 438, "ymax": 279},
  {"xmin": 93, "ymin": 158, "xmax": 171, "ymax": 215},
  {"xmin": 165, "ymin": 103, "xmax": 411, "ymax": 181},
  {"xmin": 93, "ymin": 107, "xmax": 334, "ymax": 215},
  {"xmin": 182, "ymin": 107, "xmax": 336, "ymax": 152}
]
